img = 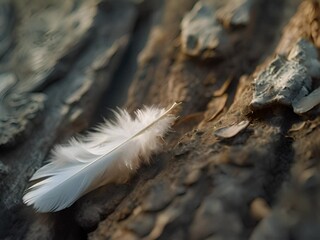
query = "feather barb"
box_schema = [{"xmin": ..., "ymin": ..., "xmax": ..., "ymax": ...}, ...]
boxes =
[{"xmin": 23, "ymin": 102, "xmax": 181, "ymax": 212}]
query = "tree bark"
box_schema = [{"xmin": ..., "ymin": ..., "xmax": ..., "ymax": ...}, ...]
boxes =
[{"xmin": 1, "ymin": 0, "xmax": 320, "ymax": 239}]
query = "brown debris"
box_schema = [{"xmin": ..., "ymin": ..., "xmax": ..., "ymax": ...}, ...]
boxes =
[
  {"xmin": 214, "ymin": 120, "xmax": 250, "ymax": 139},
  {"xmin": 205, "ymin": 94, "xmax": 228, "ymax": 122},
  {"xmin": 293, "ymin": 87, "xmax": 320, "ymax": 114},
  {"xmin": 184, "ymin": 169, "xmax": 201, "ymax": 185},
  {"xmin": 250, "ymin": 198, "xmax": 271, "ymax": 221},
  {"xmin": 276, "ymin": 0, "xmax": 320, "ymax": 54},
  {"xmin": 213, "ymin": 77, "xmax": 233, "ymax": 97},
  {"xmin": 288, "ymin": 121, "xmax": 306, "ymax": 132}
]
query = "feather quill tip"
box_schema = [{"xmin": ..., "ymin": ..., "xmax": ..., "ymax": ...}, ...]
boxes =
[{"xmin": 23, "ymin": 102, "xmax": 180, "ymax": 212}]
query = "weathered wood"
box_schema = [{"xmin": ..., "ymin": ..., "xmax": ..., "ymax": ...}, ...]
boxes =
[{"xmin": 2, "ymin": 0, "xmax": 320, "ymax": 239}]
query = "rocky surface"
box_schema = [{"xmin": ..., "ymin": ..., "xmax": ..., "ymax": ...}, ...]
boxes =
[
  {"xmin": 1, "ymin": 0, "xmax": 320, "ymax": 240},
  {"xmin": 0, "ymin": 0, "xmax": 137, "ymax": 239}
]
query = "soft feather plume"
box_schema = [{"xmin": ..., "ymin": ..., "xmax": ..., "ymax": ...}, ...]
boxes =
[{"xmin": 23, "ymin": 102, "xmax": 180, "ymax": 212}]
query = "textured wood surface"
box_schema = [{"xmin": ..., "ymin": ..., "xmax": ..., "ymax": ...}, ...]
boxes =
[{"xmin": 1, "ymin": 0, "xmax": 320, "ymax": 239}]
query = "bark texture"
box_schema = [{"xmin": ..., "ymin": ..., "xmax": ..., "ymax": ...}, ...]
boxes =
[{"xmin": 1, "ymin": 0, "xmax": 320, "ymax": 239}]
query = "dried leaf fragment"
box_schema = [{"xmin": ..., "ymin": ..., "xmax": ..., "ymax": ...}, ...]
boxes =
[
  {"xmin": 288, "ymin": 122, "xmax": 306, "ymax": 132},
  {"xmin": 293, "ymin": 87, "xmax": 320, "ymax": 114},
  {"xmin": 205, "ymin": 94, "xmax": 228, "ymax": 122},
  {"xmin": 213, "ymin": 77, "xmax": 233, "ymax": 97},
  {"xmin": 214, "ymin": 120, "xmax": 249, "ymax": 139},
  {"xmin": 250, "ymin": 198, "xmax": 270, "ymax": 221}
]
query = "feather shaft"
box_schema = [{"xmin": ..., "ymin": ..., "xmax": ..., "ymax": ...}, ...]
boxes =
[{"xmin": 23, "ymin": 102, "xmax": 180, "ymax": 212}]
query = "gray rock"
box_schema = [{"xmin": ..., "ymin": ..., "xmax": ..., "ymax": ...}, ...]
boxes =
[
  {"xmin": 181, "ymin": 1, "xmax": 230, "ymax": 58},
  {"xmin": 0, "ymin": 0, "xmax": 137, "ymax": 239},
  {"xmin": 190, "ymin": 197, "xmax": 242, "ymax": 240},
  {"xmin": 250, "ymin": 212, "xmax": 289, "ymax": 240},
  {"xmin": 0, "ymin": 0, "xmax": 97, "ymax": 147},
  {"xmin": 0, "ymin": 161, "xmax": 9, "ymax": 177},
  {"xmin": 124, "ymin": 213, "xmax": 156, "ymax": 237},
  {"xmin": 180, "ymin": 0, "xmax": 254, "ymax": 58},
  {"xmin": 251, "ymin": 55, "xmax": 311, "ymax": 108},
  {"xmin": 288, "ymin": 39, "xmax": 320, "ymax": 78},
  {"xmin": 142, "ymin": 181, "xmax": 175, "ymax": 212},
  {"xmin": 216, "ymin": 0, "xmax": 253, "ymax": 28},
  {"xmin": 251, "ymin": 39, "xmax": 320, "ymax": 111},
  {"xmin": 12, "ymin": 0, "xmax": 97, "ymax": 93},
  {"xmin": 0, "ymin": 72, "xmax": 46, "ymax": 146},
  {"xmin": 0, "ymin": 0, "xmax": 14, "ymax": 59}
]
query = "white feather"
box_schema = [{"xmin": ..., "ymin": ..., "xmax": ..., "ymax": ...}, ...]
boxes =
[{"xmin": 23, "ymin": 102, "xmax": 180, "ymax": 212}]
